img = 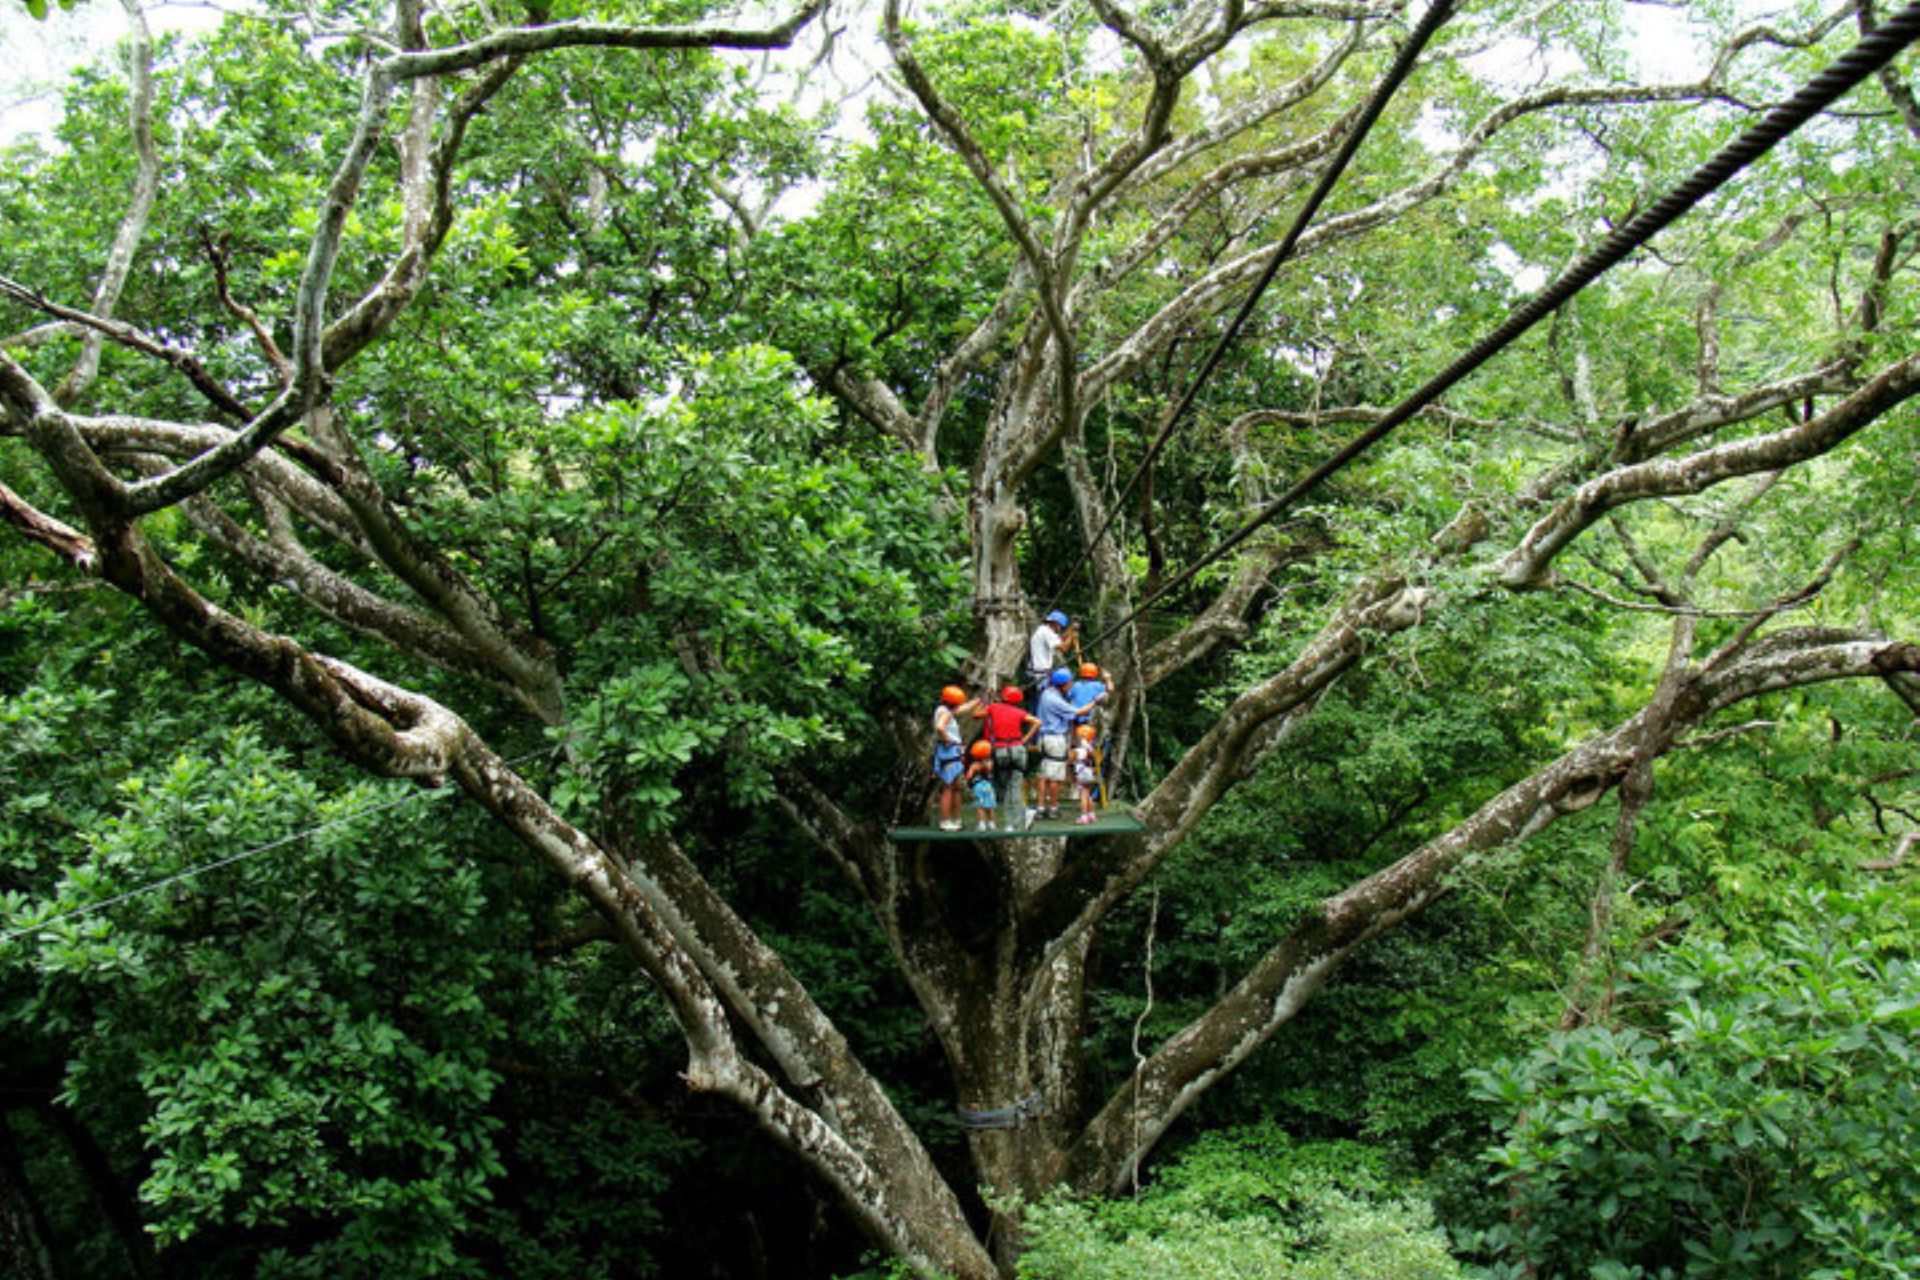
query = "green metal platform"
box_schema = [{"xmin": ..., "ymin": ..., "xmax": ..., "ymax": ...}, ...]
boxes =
[{"xmin": 891, "ymin": 810, "xmax": 1146, "ymax": 843}]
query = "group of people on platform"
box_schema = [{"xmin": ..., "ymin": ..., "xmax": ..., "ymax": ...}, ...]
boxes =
[{"xmin": 931, "ymin": 610, "xmax": 1114, "ymax": 831}]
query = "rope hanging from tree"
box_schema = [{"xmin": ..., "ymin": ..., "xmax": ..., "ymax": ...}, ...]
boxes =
[{"xmin": 1088, "ymin": 0, "xmax": 1920, "ymax": 651}]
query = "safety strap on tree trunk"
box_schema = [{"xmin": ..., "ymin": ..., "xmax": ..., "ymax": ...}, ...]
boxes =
[{"xmin": 955, "ymin": 1093, "xmax": 1045, "ymax": 1131}]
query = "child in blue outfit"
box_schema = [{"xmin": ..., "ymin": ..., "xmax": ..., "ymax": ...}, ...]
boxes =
[{"xmin": 965, "ymin": 741, "xmax": 996, "ymax": 831}]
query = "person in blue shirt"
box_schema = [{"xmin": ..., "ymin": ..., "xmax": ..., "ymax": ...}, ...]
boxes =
[
  {"xmin": 1034, "ymin": 668, "xmax": 1080, "ymax": 820},
  {"xmin": 1068, "ymin": 662, "xmax": 1108, "ymax": 728}
]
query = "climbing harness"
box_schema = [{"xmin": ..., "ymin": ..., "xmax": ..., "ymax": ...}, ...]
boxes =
[
  {"xmin": 1089, "ymin": 1, "xmax": 1920, "ymax": 651},
  {"xmin": 956, "ymin": 1092, "xmax": 1046, "ymax": 1131}
]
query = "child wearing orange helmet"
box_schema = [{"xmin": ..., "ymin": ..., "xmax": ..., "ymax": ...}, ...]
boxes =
[
  {"xmin": 1070, "ymin": 724, "xmax": 1100, "ymax": 824},
  {"xmin": 965, "ymin": 740, "xmax": 996, "ymax": 831},
  {"xmin": 1068, "ymin": 662, "xmax": 1109, "ymax": 728}
]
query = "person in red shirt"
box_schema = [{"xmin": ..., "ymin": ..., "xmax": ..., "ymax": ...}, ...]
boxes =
[{"xmin": 972, "ymin": 686, "xmax": 1039, "ymax": 830}]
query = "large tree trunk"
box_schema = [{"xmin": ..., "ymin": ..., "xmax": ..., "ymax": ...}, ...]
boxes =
[{"xmin": 0, "ymin": 1114, "xmax": 60, "ymax": 1280}]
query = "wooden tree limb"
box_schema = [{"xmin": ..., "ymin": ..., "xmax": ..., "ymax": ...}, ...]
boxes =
[
  {"xmin": 0, "ymin": 481, "xmax": 96, "ymax": 571},
  {"xmin": 1625, "ymin": 357, "xmax": 1856, "ymax": 459},
  {"xmin": 917, "ymin": 258, "xmax": 1033, "ymax": 450},
  {"xmin": 1136, "ymin": 543, "xmax": 1292, "ymax": 686},
  {"xmin": 178, "ymin": 487, "xmax": 546, "ymax": 714},
  {"xmin": 1860, "ymin": 831, "xmax": 1918, "ymax": 871},
  {"xmin": 298, "ymin": 407, "xmax": 569, "ymax": 723},
  {"xmin": 824, "ymin": 367, "xmax": 929, "ymax": 459},
  {"xmin": 1110, "ymin": 14, "xmax": 1367, "ymax": 203},
  {"xmin": 54, "ymin": 0, "xmax": 160, "ymax": 409},
  {"xmin": 1061, "ymin": 627, "xmax": 1920, "ymax": 1194},
  {"xmin": 884, "ymin": 0, "xmax": 1081, "ymax": 463},
  {"xmin": 1083, "ymin": 75, "xmax": 1748, "ymax": 403},
  {"xmin": 376, "ymin": 0, "xmax": 832, "ymax": 79},
  {"xmin": 1885, "ymin": 670, "xmax": 1920, "ymax": 719},
  {"xmin": 0, "ymin": 275, "xmax": 254, "ymax": 423},
  {"xmin": 1498, "ymin": 353, "xmax": 1920, "ymax": 587},
  {"xmin": 112, "ymin": 66, "xmax": 397, "ymax": 518},
  {"xmin": 1066, "ymin": 0, "xmax": 1267, "ymax": 235},
  {"xmin": 4, "ymin": 339, "xmax": 564, "ymax": 724},
  {"xmin": 320, "ymin": 54, "xmax": 521, "ymax": 372},
  {"xmin": 1082, "ymin": 114, "xmax": 1350, "ymax": 307},
  {"xmin": 79, "ymin": 416, "xmax": 363, "ymax": 547}
]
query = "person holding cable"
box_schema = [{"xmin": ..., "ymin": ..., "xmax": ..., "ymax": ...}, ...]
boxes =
[{"xmin": 1027, "ymin": 610, "xmax": 1078, "ymax": 702}]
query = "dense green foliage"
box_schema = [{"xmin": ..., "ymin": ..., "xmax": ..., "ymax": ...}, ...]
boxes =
[
  {"xmin": 3, "ymin": 0, "xmax": 1917, "ymax": 1275},
  {"xmin": 1014, "ymin": 1129, "xmax": 1465, "ymax": 1280},
  {"xmin": 1476, "ymin": 885, "xmax": 1920, "ymax": 1280}
]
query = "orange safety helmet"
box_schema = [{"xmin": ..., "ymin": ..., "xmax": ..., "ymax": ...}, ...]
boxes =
[
  {"xmin": 941, "ymin": 685, "xmax": 967, "ymax": 706},
  {"xmin": 1000, "ymin": 685, "xmax": 1023, "ymax": 704},
  {"xmin": 969, "ymin": 740, "xmax": 992, "ymax": 760},
  {"xmin": 1078, "ymin": 662, "xmax": 1100, "ymax": 679},
  {"xmin": 1074, "ymin": 724, "xmax": 1096, "ymax": 740}
]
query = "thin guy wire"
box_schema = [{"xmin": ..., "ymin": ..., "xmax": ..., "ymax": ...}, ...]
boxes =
[
  {"xmin": 1090, "ymin": 1, "xmax": 1920, "ymax": 650},
  {"xmin": 1044, "ymin": 0, "xmax": 1459, "ymax": 618},
  {"xmin": 1, "ymin": 746, "xmax": 560, "ymax": 945}
]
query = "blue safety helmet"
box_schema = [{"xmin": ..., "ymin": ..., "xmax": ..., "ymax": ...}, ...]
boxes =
[
  {"xmin": 1045, "ymin": 610, "xmax": 1069, "ymax": 628},
  {"xmin": 1049, "ymin": 668, "xmax": 1072, "ymax": 688}
]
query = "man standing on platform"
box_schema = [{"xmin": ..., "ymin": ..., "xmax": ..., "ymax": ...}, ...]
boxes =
[
  {"xmin": 1034, "ymin": 668, "xmax": 1079, "ymax": 821},
  {"xmin": 1027, "ymin": 610, "xmax": 1076, "ymax": 702}
]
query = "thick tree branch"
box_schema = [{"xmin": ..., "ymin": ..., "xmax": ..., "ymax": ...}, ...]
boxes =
[
  {"xmin": 1085, "ymin": 76, "xmax": 1742, "ymax": 402},
  {"xmin": 884, "ymin": 0, "xmax": 1080, "ymax": 460},
  {"xmin": 114, "ymin": 66, "xmax": 397, "ymax": 517},
  {"xmin": 0, "ymin": 481, "xmax": 97, "ymax": 571},
  {"xmin": 1063, "ymin": 626, "xmax": 1920, "ymax": 1193},
  {"xmin": 0, "ymin": 276, "xmax": 253, "ymax": 423},
  {"xmin": 180, "ymin": 487, "xmax": 545, "ymax": 713},
  {"xmin": 377, "ymin": 0, "xmax": 831, "ymax": 79},
  {"xmin": 1110, "ymin": 15, "xmax": 1367, "ymax": 204},
  {"xmin": 1623, "ymin": 357, "xmax": 1855, "ymax": 459},
  {"xmin": 824, "ymin": 367, "xmax": 929, "ymax": 458},
  {"xmin": 54, "ymin": 0, "xmax": 160, "ymax": 408},
  {"xmin": 1499, "ymin": 353, "xmax": 1920, "ymax": 586},
  {"xmin": 321, "ymin": 54, "xmax": 522, "ymax": 371},
  {"xmin": 76, "ymin": 416, "xmax": 362, "ymax": 547}
]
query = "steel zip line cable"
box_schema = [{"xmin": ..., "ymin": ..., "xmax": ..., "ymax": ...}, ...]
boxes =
[
  {"xmin": 1088, "ymin": 0, "xmax": 1920, "ymax": 651},
  {"xmin": 0, "ymin": 746, "xmax": 560, "ymax": 945},
  {"xmin": 1042, "ymin": 0, "xmax": 1458, "ymax": 618}
]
